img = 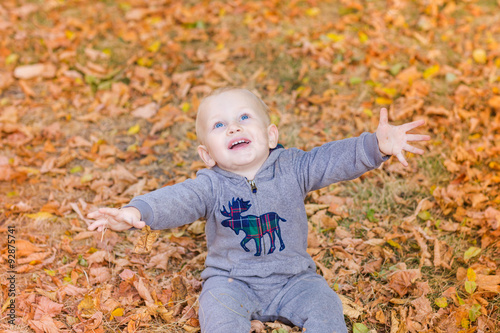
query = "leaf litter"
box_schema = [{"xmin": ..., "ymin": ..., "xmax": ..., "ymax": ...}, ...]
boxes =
[{"xmin": 0, "ymin": 0, "xmax": 499, "ymax": 332}]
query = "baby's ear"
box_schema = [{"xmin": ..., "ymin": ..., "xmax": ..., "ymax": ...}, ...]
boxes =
[
  {"xmin": 197, "ymin": 145, "xmax": 216, "ymax": 168},
  {"xmin": 267, "ymin": 124, "xmax": 279, "ymax": 149}
]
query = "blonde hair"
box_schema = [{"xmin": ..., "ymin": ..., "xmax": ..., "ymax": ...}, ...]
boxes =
[{"xmin": 195, "ymin": 87, "xmax": 271, "ymax": 143}]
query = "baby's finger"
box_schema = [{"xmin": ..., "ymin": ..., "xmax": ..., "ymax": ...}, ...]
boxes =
[
  {"xmin": 406, "ymin": 134, "xmax": 431, "ymax": 142},
  {"xmin": 133, "ymin": 220, "xmax": 146, "ymax": 229},
  {"xmin": 97, "ymin": 207, "xmax": 121, "ymax": 217},
  {"xmin": 88, "ymin": 219, "xmax": 108, "ymax": 231},
  {"xmin": 403, "ymin": 143, "xmax": 425, "ymax": 155},
  {"xmin": 401, "ymin": 119, "xmax": 425, "ymax": 132},
  {"xmin": 396, "ymin": 152, "xmax": 409, "ymax": 167},
  {"xmin": 379, "ymin": 108, "xmax": 388, "ymax": 125},
  {"xmin": 87, "ymin": 210, "xmax": 103, "ymax": 219}
]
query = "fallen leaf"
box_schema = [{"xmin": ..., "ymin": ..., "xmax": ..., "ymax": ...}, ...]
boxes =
[
  {"xmin": 388, "ymin": 269, "xmax": 422, "ymax": 297},
  {"xmin": 34, "ymin": 296, "xmax": 64, "ymax": 320},
  {"xmin": 338, "ymin": 294, "xmax": 363, "ymax": 319},
  {"xmin": 131, "ymin": 102, "xmax": 159, "ymax": 119},
  {"xmin": 15, "ymin": 239, "xmax": 44, "ymax": 257},
  {"xmin": 134, "ymin": 226, "xmax": 161, "ymax": 254},
  {"xmin": 72, "ymin": 311, "xmax": 104, "ymax": 333}
]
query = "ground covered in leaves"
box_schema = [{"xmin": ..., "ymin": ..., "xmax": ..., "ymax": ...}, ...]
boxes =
[{"xmin": 1, "ymin": 0, "xmax": 500, "ymax": 332}]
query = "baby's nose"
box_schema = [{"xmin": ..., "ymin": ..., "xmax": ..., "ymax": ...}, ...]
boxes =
[{"xmin": 228, "ymin": 124, "xmax": 242, "ymax": 134}]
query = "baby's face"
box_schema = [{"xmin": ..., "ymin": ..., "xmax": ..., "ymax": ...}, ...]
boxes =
[{"xmin": 196, "ymin": 89, "xmax": 278, "ymax": 179}]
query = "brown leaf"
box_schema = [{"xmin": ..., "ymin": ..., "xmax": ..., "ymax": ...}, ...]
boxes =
[
  {"xmin": 90, "ymin": 267, "xmax": 112, "ymax": 285},
  {"xmin": 28, "ymin": 315, "xmax": 63, "ymax": 333},
  {"xmin": 58, "ymin": 284, "xmax": 87, "ymax": 298},
  {"xmin": 147, "ymin": 249, "xmax": 180, "ymax": 271},
  {"xmin": 119, "ymin": 269, "xmax": 136, "ymax": 281},
  {"xmin": 488, "ymin": 95, "xmax": 500, "ymax": 109},
  {"xmin": 72, "ymin": 311, "xmax": 104, "ymax": 333},
  {"xmin": 132, "ymin": 102, "xmax": 159, "ymax": 119},
  {"xmin": 250, "ymin": 320, "xmax": 266, "ymax": 333},
  {"xmin": 338, "ymin": 294, "xmax": 363, "ymax": 319},
  {"xmin": 86, "ymin": 250, "xmax": 113, "ymax": 266},
  {"xmin": 133, "ymin": 277, "xmax": 154, "ymax": 303},
  {"xmin": 134, "ymin": 225, "xmax": 160, "ymax": 254},
  {"xmin": 17, "ymin": 251, "xmax": 51, "ymax": 265},
  {"xmin": 410, "ymin": 296, "xmax": 432, "ymax": 323},
  {"xmin": 15, "ymin": 239, "xmax": 44, "ymax": 257},
  {"xmin": 171, "ymin": 275, "xmax": 189, "ymax": 304},
  {"xmin": 362, "ymin": 258, "xmax": 383, "ymax": 274},
  {"xmin": 476, "ymin": 274, "xmax": 500, "ymax": 293},
  {"xmin": 388, "ymin": 269, "xmax": 422, "ymax": 297},
  {"xmin": 34, "ymin": 297, "xmax": 64, "ymax": 320}
]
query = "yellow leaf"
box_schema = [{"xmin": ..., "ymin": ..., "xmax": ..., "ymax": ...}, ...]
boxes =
[
  {"xmin": 423, "ymin": 64, "xmax": 440, "ymax": 79},
  {"xmin": 78, "ymin": 295, "xmax": 97, "ymax": 316},
  {"xmin": 5, "ymin": 53, "xmax": 19, "ymax": 65},
  {"xmin": 128, "ymin": 124, "xmax": 141, "ymax": 135},
  {"xmin": 467, "ymin": 268, "xmax": 476, "ymax": 282},
  {"xmin": 358, "ymin": 31, "xmax": 368, "ymax": 43},
  {"xmin": 363, "ymin": 109, "xmax": 373, "ymax": 117},
  {"xmin": 110, "ymin": 307, "xmax": 124, "ymax": 320},
  {"xmin": 461, "ymin": 317, "xmax": 469, "ymax": 329},
  {"xmin": 489, "ymin": 161, "xmax": 500, "ymax": 170},
  {"xmin": 472, "ymin": 49, "xmax": 487, "ymax": 64},
  {"xmin": 306, "ymin": 7, "xmax": 320, "ymax": 16},
  {"xmin": 435, "ymin": 297, "xmax": 448, "ymax": 308},
  {"xmin": 147, "ymin": 41, "xmax": 161, "ymax": 53},
  {"xmin": 26, "ymin": 212, "xmax": 54, "ymax": 220},
  {"xmin": 387, "ymin": 239, "xmax": 401, "ymax": 249},
  {"xmin": 81, "ymin": 174, "xmax": 93, "ymax": 183},
  {"xmin": 65, "ymin": 30, "xmax": 75, "ymax": 40},
  {"xmin": 381, "ymin": 87, "xmax": 397, "ymax": 97},
  {"xmin": 181, "ymin": 102, "xmax": 191, "ymax": 112},
  {"xmin": 376, "ymin": 97, "xmax": 392, "ymax": 105},
  {"xmin": 327, "ymin": 33, "xmax": 344, "ymax": 42},
  {"xmin": 464, "ymin": 247, "xmax": 481, "ymax": 261},
  {"xmin": 137, "ymin": 57, "xmax": 153, "ymax": 67},
  {"xmin": 465, "ymin": 280, "xmax": 476, "ymax": 294},
  {"xmin": 44, "ymin": 269, "xmax": 56, "ymax": 276}
]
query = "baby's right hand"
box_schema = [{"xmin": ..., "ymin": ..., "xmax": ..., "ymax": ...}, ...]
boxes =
[{"xmin": 87, "ymin": 207, "xmax": 146, "ymax": 232}]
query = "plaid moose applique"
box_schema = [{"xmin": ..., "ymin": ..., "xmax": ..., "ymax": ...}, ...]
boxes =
[{"xmin": 220, "ymin": 197, "xmax": 286, "ymax": 256}]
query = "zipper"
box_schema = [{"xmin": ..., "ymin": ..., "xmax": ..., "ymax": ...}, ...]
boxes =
[
  {"xmin": 246, "ymin": 178, "xmax": 264, "ymax": 254},
  {"xmin": 247, "ymin": 179, "xmax": 257, "ymax": 193}
]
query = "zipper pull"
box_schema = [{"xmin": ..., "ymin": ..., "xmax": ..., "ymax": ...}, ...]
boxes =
[{"xmin": 248, "ymin": 179, "xmax": 257, "ymax": 193}]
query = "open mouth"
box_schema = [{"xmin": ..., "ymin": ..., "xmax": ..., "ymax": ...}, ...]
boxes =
[{"xmin": 229, "ymin": 139, "xmax": 250, "ymax": 149}]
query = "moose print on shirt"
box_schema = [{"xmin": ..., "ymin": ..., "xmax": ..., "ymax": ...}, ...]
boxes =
[{"xmin": 220, "ymin": 197, "xmax": 286, "ymax": 256}]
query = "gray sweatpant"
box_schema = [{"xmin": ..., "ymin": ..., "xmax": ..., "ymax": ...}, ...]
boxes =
[{"xmin": 198, "ymin": 270, "xmax": 347, "ymax": 333}]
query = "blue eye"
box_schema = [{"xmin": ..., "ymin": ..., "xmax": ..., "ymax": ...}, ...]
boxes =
[
  {"xmin": 240, "ymin": 114, "xmax": 249, "ymax": 121},
  {"xmin": 214, "ymin": 122, "xmax": 224, "ymax": 129}
]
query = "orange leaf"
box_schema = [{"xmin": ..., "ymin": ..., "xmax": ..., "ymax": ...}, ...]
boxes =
[{"xmin": 15, "ymin": 239, "xmax": 44, "ymax": 257}]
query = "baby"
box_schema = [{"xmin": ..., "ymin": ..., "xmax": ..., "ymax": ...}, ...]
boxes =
[{"xmin": 88, "ymin": 88, "xmax": 429, "ymax": 332}]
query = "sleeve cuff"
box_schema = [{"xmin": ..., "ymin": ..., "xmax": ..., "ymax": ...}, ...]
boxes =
[
  {"xmin": 364, "ymin": 132, "xmax": 390, "ymax": 166},
  {"xmin": 124, "ymin": 199, "xmax": 154, "ymax": 226}
]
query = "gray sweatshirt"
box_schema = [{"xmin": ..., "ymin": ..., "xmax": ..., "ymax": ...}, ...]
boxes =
[{"xmin": 128, "ymin": 132, "xmax": 387, "ymax": 281}]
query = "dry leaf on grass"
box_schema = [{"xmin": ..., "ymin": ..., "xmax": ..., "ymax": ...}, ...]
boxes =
[
  {"xmin": 134, "ymin": 225, "xmax": 161, "ymax": 254},
  {"xmin": 388, "ymin": 269, "xmax": 422, "ymax": 297},
  {"xmin": 338, "ymin": 294, "xmax": 363, "ymax": 319}
]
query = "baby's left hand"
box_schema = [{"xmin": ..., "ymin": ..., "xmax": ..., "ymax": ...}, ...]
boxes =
[{"xmin": 376, "ymin": 108, "xmax": 430, "ymax": 167}]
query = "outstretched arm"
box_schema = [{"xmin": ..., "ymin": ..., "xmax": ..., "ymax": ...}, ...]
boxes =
[
  {"xmin": 376, "ymin": 108, "xmax": 430, "ymax": 167},
  {"xmin": 87, "ymin": 206, "xmax": 145, "ymax": 232}
]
